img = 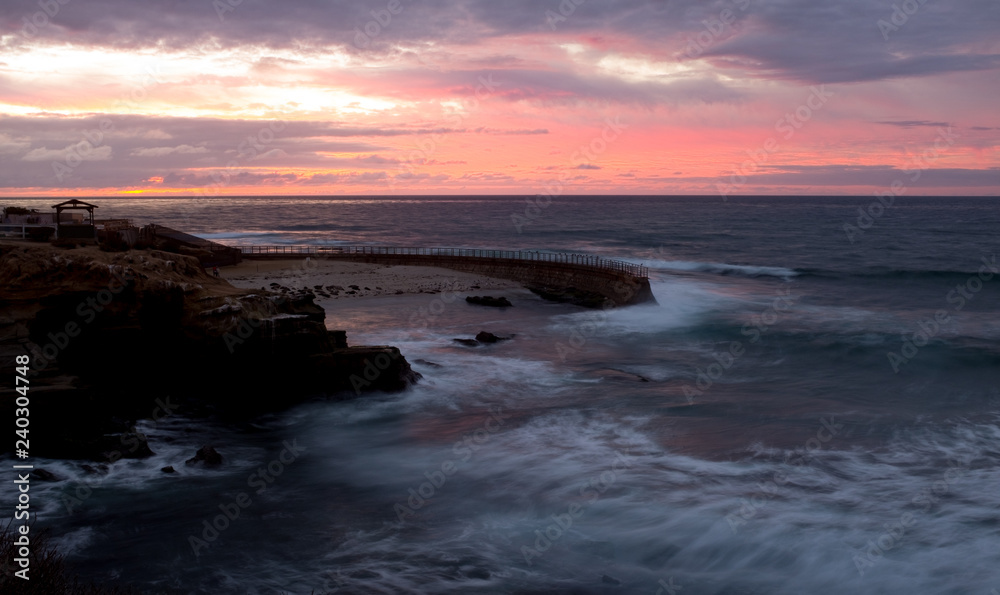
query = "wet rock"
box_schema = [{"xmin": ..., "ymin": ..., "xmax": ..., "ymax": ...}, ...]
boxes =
[
  {"xmin": 414, "ymin": 359, "xmax": 443, "ymax": 368},
  {"xmin": 588, "ymin": 368, "xmax": 651, "ymax": 383},
  {"xmin": 466, "ymin": 295, "xmax": 512, "ymax": 308},
  {"xmin": 475, "ymin": 331, "xmax": 511, "ymax": 344},
  {"xmin": 31, "ymin": 468, "xmax": 61, "ymax": 482},
  {"xmin": 114, "ymin": 432, "xmax": 155, "ymax": 459},
  {"xmin": 329, "ymin": 330, "xmax": 348, "ymax": 348},
  {"xmin": 161, "ymin": 466, "xmax": 176, "ymax": 473},
  {"xmin": 186, "ymin": 445, "xmax": 222, "ymax": 467},
  {"xmin": 453, "ymin": 338, "xmax": 480, "ymax": 347},
  {"xmin": 527, "ymin": 284, "xmax": 609, "ymax": 309}
]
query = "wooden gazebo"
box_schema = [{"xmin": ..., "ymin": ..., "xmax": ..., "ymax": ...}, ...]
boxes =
[{"xmin": 52, "ymin": 199, "xmax": 98, "ymax": 239}]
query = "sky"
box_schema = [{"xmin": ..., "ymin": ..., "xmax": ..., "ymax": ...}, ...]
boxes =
[{"xmin": 0, "ymin": 0, "xmax": 998, "ymax": 197}]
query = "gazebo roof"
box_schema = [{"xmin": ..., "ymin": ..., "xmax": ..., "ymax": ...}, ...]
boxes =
[{"xmin": 52, "ymin": 199, "xmax": 99, "ymax": 209}]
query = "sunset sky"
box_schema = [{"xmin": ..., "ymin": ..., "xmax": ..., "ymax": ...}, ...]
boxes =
[{"xmin": 1, "ymin": 0, "xmax": 998, "ymax": 197}]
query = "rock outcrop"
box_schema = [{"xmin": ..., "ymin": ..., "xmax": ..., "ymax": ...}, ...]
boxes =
[
  {"xmin": 525, "ymin": 284, "xmax": 611, "ymax": 308},
  {"xmin": 186, "ymin": 446, "xmax": 223, "ymax": 467},
  {"xmin": 465, "ymin": 295, "xmax": 512, "ymax": 307},
  {"xmin": 0, "ymin": 241, "xmax": 420, "ymax": 461},
  {"xmin": 474, "ymin": 331, "xmax": 511, "ymax": 344}
]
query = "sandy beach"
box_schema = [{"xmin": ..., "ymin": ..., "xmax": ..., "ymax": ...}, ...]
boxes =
[{"xmin": 221, "ymin": 258, "xmax": 522, "ymax": 299}]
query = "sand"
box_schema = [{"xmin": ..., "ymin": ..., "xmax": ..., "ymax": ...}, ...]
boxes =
[{"xmin": 220, "ymin": 259, "xmax": 522, "ymax": 299}]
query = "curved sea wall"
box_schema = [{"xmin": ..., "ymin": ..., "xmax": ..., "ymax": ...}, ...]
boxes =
[
  {"xmin": 342, "ymin": 254, "xmax": 656, "ymax": 306},
  {"xmin": 240, "ymin": 248, "xmax": 656, "ymax": 306}
]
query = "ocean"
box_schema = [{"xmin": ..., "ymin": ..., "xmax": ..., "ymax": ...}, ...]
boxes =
[{"xmin": 8, "ymin": 195, "xmax": 1000, "ymax": 594}]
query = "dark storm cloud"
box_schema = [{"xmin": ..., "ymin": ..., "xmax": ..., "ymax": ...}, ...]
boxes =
[
  {"xmin": 694, "ymin": 0, "xmax": 1000, "ymax": 83},
  {"xmin": 3, "ymin": 0, "xmax": 996, "ymax": 86}
]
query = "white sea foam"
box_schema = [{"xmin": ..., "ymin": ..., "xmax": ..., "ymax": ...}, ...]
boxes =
[{"xmin": 644, "ymin": 259, "xmax": 800, "ymax": 279}]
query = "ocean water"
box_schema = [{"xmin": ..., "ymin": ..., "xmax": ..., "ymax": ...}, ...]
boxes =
[{"xmin": 6, "ymin": 196, "xmax": 1000, "ymax": 594}]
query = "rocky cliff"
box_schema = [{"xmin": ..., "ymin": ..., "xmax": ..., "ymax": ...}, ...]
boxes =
[{"xmin": 0, "ymin": 241, "xmax": 420, "ymax": 460}]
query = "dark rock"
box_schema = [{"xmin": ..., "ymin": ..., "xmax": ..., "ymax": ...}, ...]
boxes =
[
  {"xmin": 453, "ymin": 338, "xmax": 480, "ymax": 347},
  {"xmin": 186, "ymin": 445, "xmax": 222, "ymax": 467},
  {"xmin": 349, "ymin": 284, "xmax": 360, "ymax": 290},
  {"xmin": 601, "ymin": 574, "xmax": 621, "ymax": 586},
  {"xmin": 280, "ymin": 293, "xmax": 325, "ymax": 322},
  {"xmin": 329, "ymin": 330, "xmax": 348, "ymax": 348},
  {"xmin": 161, "ymin": 466, "xmax": 175, "ymax": 473},
  {"xmin": 475, "ymin": 331, "xmax": 511, "ymax": 344},
  {"xmin": 31, "ymin": 468, "xmax": 61, "ymax": 482},
  {"xmin": 113, "ymin": 432, "xmax": 155, "ymax": 459},
  {"xmin": 0, "ymin": 243, "xmax": 424, "ymax": 461},
  {"xmin": 588, "ymin": 368, "xmax": 651, "ymax": 383},
  {"xmin": 414, "ymin": 359, "xmax": 443, "ymax": 368},
  {"xmin": 364, "ymin": 287, "xmax": 370, "ymax": 290},
  {"xmin": 313, "ymin": 346, "xmax": 422, "ymax": 392},
  {"xmin": 527, "ymin": 284, "xmax": 609, "ymax": 308},
  {"xmin": 466, "ymin": 295, "xmax": 512, "ymax": 308},
  {"xmin": 80, "ymin": 464, "xmax": 108, "ymax": 475}
]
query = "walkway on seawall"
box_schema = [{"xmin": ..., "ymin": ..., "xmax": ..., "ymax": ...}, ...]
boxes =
[{"xmin": 237, "ymin": 245, "xmax": 657, "ymax": 306}]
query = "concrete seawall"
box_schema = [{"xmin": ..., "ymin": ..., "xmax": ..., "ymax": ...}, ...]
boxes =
[
  {"xmin": 242, "ymin": 249, "xmax": 656, "ymax": 306},
  {"xmin": 338, "ymin": 253, "xmax": 657, "ymax": 306}
]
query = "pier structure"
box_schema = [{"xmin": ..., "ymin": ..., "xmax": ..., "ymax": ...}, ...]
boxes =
[{"xmin": 238, "ymin": 245, "xmax": 655, "ymax": 306}]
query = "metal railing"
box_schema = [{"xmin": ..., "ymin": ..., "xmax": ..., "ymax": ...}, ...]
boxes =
[{"xmin": 236, "ymin": 245, "xmax": 648, "ymax": 278}]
